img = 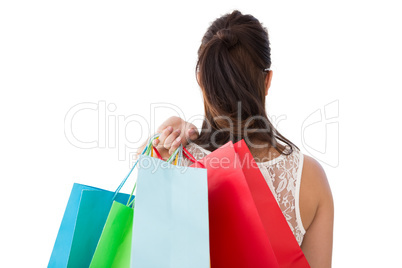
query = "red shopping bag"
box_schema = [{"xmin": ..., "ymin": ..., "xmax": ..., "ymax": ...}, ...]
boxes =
[
  {"xmin": 233, "ymin": 140, "xmax": 310, "ymax": 268},
  {"xmin": 189, "ymin": 141, "xmax": 279, "ymax": 268}
]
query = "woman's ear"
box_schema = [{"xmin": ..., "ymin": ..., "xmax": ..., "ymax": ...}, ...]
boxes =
[{"xmin": 265, "ymin": 70, "xmax": 273, "ymax": 96}]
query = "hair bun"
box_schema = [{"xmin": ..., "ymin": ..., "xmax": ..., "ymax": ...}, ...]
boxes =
[{"xmin": 216, "ymin": 29, "xmax": 238, "ymax": 48}]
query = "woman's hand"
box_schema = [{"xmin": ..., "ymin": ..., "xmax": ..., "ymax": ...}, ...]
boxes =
[
  {"xmin": 151, "ymin": 116, "xmax": 199, "ymax": 159},
  {"xmin": 136, "ymin": 116, "xmax": 198, "ymax": 160},
  {"xmin": 153, "ymin": 116, "xmax": 199, "ymax": 155}
]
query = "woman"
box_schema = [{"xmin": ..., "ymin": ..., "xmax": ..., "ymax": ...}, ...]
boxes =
[{"xmin": 145, "ymin": 10, "xmax": 334, "ymax": 267}]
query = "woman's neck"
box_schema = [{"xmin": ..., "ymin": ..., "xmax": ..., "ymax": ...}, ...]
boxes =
[{"xmin": 247, "ymin": 139, "xmax": 282, "ymax": 163}]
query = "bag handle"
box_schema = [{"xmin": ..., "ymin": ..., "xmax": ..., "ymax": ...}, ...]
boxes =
[
  {"xmin": 112, "ymin": 134, "xmax": 159, "ymax": 203},
  {"xmin": 112, "ymin": 133, "xmax": 199, "ymax": 208},
  {"xmin": 125, "ymin": 141, "xmax": 199, "ymax": 208},
  {"xmin": 182, "ymin": 146, "xmax": 206, "ymax": 168}
]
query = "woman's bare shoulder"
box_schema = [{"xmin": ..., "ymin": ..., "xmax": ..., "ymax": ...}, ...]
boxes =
[
  {"xmin": 299, "ymin": 154, "xmax": 333, "ymax": 231},
  {"xmin": 300, "ymin": 154, "xmax": 334, "ymax": 267}
]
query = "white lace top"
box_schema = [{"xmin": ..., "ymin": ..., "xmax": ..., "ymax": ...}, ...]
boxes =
[{"xmin": 182, "ymin": 142, "xmax": 306, "ymax": 246}]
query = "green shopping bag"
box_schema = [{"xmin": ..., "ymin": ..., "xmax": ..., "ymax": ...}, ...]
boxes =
[{"xmin": 89, "ymin": 201, "xmax": 134, "ymax": 268}]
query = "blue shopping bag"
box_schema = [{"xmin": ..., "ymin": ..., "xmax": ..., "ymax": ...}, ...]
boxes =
[
  {"xmin": 48, "ymin": 183, "xmax": 131, "ymax": 268},
  {"xmin": 131, "ymin": 154, "xmax": 210, "ymax": 268}
]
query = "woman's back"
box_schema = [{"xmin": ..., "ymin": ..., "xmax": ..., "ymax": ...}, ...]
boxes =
[{"xmin": 150, "ymin": 8, "xmax": 334, "ymax": 266}]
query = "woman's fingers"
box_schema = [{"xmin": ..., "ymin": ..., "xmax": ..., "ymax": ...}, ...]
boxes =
[
  {"xmin": 154, "ymin": 126, "xmax": 173, "ymax": 147},
  {"xmin": 152, "ymin": 139, "xmax": 160, "ymax": 147},
  {"xmin": 186, "ymin": 127, "xmax": 199, "ymax": 142},
  {"xmin": 163, "ymin": 129, "xmax": 181, "ymax": 150},
  {"xmin": 152, "ymin": 120, "xmax": 199, "ymax": 157},
  {"xmin": 169, "ymin": 135, "xmax": 182, "ymax": 155}
]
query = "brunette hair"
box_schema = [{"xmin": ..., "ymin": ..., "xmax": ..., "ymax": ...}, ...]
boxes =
[{"xmin": 194, "ymin": 10, "xmax": 298, "ymax": 154}]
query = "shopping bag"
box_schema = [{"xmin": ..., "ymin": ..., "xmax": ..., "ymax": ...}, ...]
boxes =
[
  {"xmin": 189, "ymin": 141, "xmax": 279, "ymax": 268},
  {"xmin": 89, "ymin": 201, "xmax": 134, "ymax": 268},
  {"xmin": 48, "ymin": 138, "xmax": 152, "ymax": 268},
  {"xmin": 130, "ymin": 154, "xmax": 210, "ymax": 268},
  {"xmin": 48, "ymin": 183, "xmax": 130, "ymax": 268},
  {"xmin": 233, "ymin": 140, "xmax": 310, "ymax": 267},
  {"xmin": 91, "ymin": 134, "xmax": 187, "ymax": 268},
  {"xmin": 48, "ymin": 134, "xmax": 160, "ymax": 268}
]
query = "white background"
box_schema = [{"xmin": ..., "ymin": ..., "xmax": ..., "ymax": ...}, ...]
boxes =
[{"xmin": 1, "ymin": 0, "xmax": 401, "ymax": 267}]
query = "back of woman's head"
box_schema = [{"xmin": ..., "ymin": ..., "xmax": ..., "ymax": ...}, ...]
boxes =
[{"xmin": 195, "ymin": 10, "xmax": 297, "ymax": 154}]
